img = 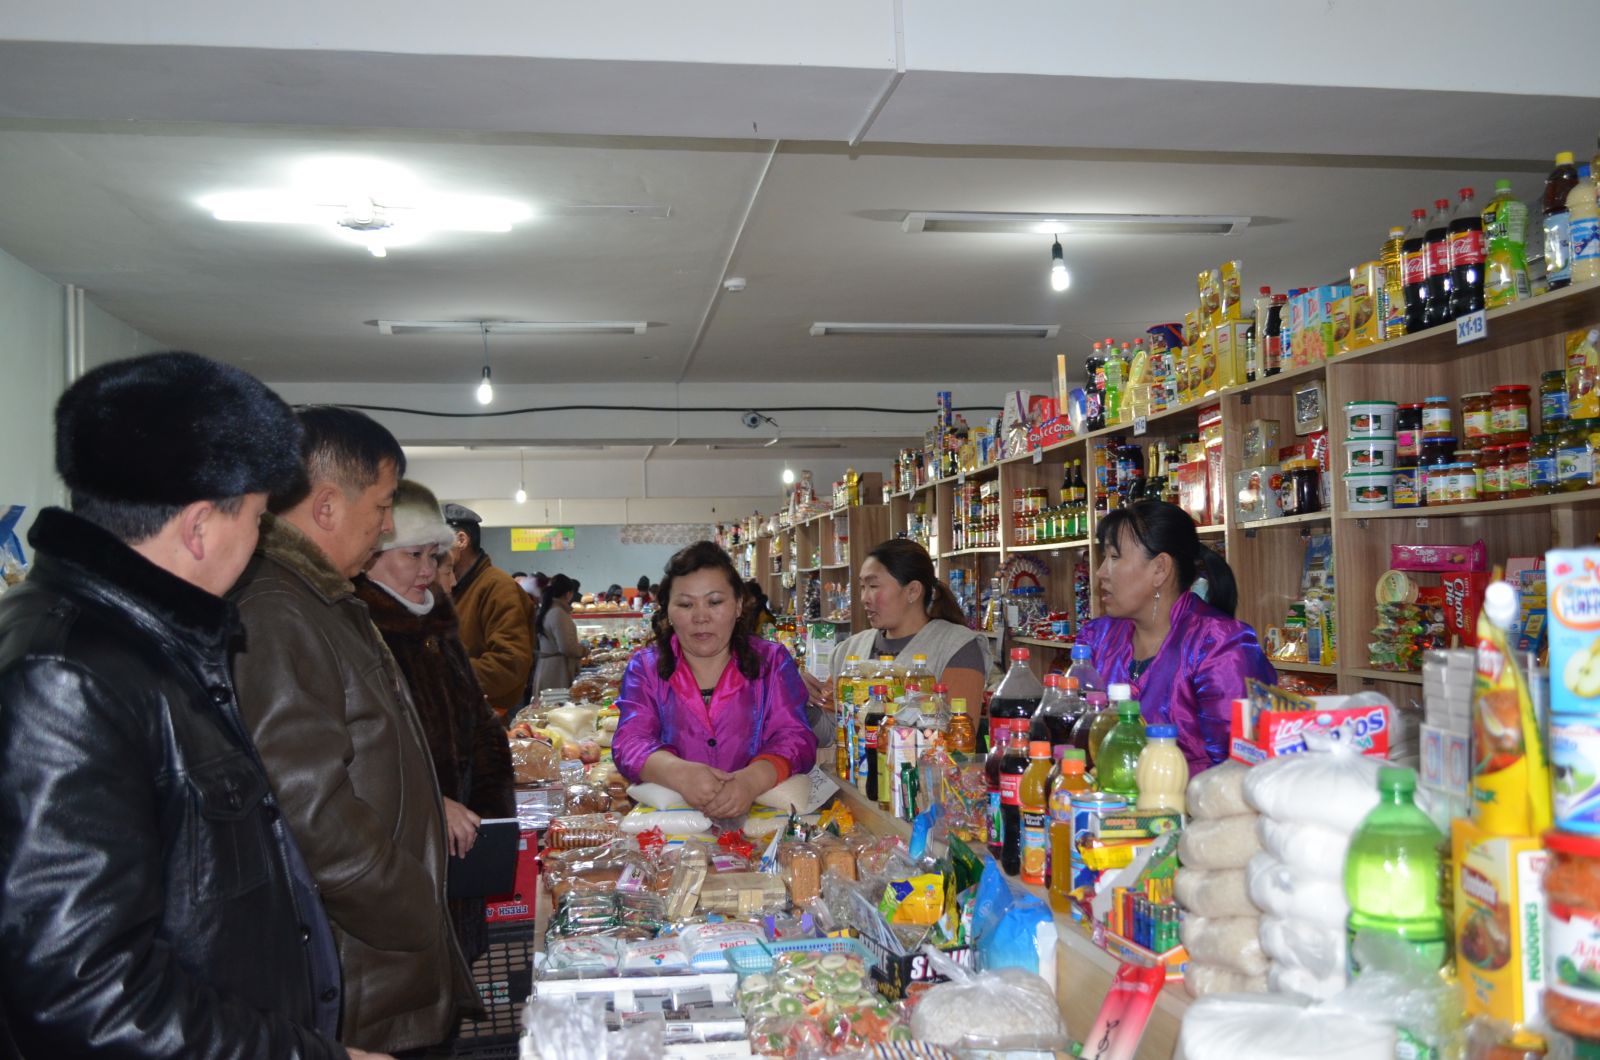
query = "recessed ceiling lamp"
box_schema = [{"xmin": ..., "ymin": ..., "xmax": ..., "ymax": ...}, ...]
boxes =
[
  {"xmin": 475, "ymin": 325, "xmax": 495, "ymax": 406},
  {"xmin": 514, "ymin": 448, "xmax": 527, "ymax": 505},
  {"xmin": 199, "ymin": 156, "xmax": 531, "ymax": 258},
  {"xmin": 900, "ymin": 211, "xmax": 1251, "ymax": 236},
  {"xmin": 1049, "ymin": 238, "xmax": 1071, "ymax": 292},
  {"xmin": 809, "ymin": 322, "xmax": 1059, "ymax": 339},
  {"xmin": 377, "ymin": 320, "xmax": 647, "ymax": 336}
]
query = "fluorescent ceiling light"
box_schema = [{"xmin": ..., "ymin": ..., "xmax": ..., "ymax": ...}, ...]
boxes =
[
  {"xmin": 901, "ymin": 211, "xmax": 1251, "ymax": 236},
  {"xmin": 378, "ymin": 320, "xmax": 648, "ymax": 336},
  {"xmin": 809, "ymin": 322, "xmax": 1059, "ymax": 339}
]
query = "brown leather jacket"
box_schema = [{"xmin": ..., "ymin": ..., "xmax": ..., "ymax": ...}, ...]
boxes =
[
  {"xmin": 452, "ymin": 553, "xmax": 533, "ymax": 715},
  {"xmin": 230, "ymin": 516, "xmax": 479, "ymax": 1054}
]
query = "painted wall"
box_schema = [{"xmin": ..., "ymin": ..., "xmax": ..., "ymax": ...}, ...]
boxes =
[{"xmin": 480, "ymin": 523, "xmax": 710, "ymax": 595}]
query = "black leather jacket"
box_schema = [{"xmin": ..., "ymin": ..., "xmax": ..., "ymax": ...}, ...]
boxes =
[{"xmin": 0, "ymin": 509, "xmax": 346, "ymax": 1059}]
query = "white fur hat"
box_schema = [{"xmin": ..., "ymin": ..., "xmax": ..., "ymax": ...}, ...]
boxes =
[{"xmin": 381, "ymin": 480, "xmax": 457, "ymax": 552}]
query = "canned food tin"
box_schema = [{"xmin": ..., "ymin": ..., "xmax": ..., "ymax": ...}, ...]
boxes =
[{"xmin": 1554, "ymin": 714, "xmax": 1600, "ymax": 834}]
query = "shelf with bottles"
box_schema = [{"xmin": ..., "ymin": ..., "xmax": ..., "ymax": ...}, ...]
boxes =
[{"xmin": 1007, "ymin": 539, "xmax": 1091, "ymax": 554}]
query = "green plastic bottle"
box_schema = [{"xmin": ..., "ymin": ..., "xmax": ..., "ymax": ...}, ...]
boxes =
[
  {"xmin": 1344, "ymin": 766, "xmax": 1448, "ymax": 975},
  {"xmin": 1094, "ymin": 699, "xmax": 1147, "ymax": 799}
]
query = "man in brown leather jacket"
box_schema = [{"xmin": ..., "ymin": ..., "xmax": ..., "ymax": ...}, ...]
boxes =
[
  {"xmin": 443, "ymin": 504, "xmax": 533, "ymax": 717},
  {"xmin": 231, "ymin": 407, "xmax": 478, "ymax": 1055}
]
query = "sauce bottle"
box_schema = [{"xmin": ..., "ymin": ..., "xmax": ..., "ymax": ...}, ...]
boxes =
[
  {"xmin": 1019, "ymin": 741, "xmax": 1053, "ymax": 886},
  {"xmin": 1135, "ymin": 724, "xmax": 1189, "ymax": 812},
  {"xmin": 999, "ymin": 729, "xmax": 1030, "ymax": 876}
]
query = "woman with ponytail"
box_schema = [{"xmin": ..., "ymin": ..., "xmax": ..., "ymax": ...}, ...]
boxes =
[
  {"xmin": 1077, "ymin": 500, "xmax": 1276, "ymax": 774},
  {"xmin": 821, "ymin": 539, "xmax": 993, "ymax": 712}
]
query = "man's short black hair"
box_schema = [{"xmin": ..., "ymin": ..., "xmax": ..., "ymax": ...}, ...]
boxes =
[
  {"xmin": 274, "ymin": 406, "xmax": 405, "ymax": 512},
  {"xmin": 70, "ymin": 493, "xmax": 246, "ymax": 544},
  {"xmin": 449, "ymin": 519, "xmax": 482, "ymax": 553}
]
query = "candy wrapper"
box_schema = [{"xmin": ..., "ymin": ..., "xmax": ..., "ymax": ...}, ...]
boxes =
[{"xmin": 740, "ymin": 951, "xmax": 911, "ymax": 1055}]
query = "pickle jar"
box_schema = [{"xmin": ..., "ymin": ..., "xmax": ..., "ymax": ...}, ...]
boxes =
[
  {"xmin": 1460, "ymin": 391, "xmax": 1492, "ymax": 449},
  {"xmin": 1490, "ymin": 384, "xmax": 1532, "ymax": 444},
  {"xmin": 1422, "ymin": 395, "xmax": 1453, "ymax": 439},
  {"xmin": 1541, "ymin": 369, "xmax": 1570, "ymax": 432},
  {"xmin": 1505, "ymin": 442, "xmax": 1532, "ymax": 498},
  {"xmin": 1531, "ymin": 433, "xmax": 1560, "ymax": 494},
  {"xmin": 1559, "ymin": 419, "xmax": 1595, "ymax": 491},
  {"xmin": 1479, "ymin": 445, "xmax": 1509, "ymax": 503}
]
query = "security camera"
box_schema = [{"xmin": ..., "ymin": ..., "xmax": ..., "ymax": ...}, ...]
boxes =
[{"xmin": 741, "ymin": 411, "xmax": 763, "ymax": 430}]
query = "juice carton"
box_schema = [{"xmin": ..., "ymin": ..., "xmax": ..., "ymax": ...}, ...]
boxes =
[
  {"xmin": 1348, "ymin": 261, "xmax": 1384, "ymax": 350},
  {"xmin": 1451, "ymin": 818, "xmax": 1546, "ymax": 1027},
  {"xmin": 1547, "ymin": 548, "xmax": 1600, "ymax": 716},
  {"xmin": 1285, "ymin": 289, "xmax": 1313, "ymax": 368}
]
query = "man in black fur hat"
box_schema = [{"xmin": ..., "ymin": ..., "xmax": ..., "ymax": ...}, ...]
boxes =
[{"xmin": 0, "ymin": 352, "xmax": 388, "ymax": 1058}]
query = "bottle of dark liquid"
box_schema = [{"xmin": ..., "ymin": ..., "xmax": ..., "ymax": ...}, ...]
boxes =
[
  {"xmin": 1032, "ymin": 673, "xmax": 1085, "ymax": 752},
  {"xmin": 861, "ymin": 685, "xmax": 887, "ymax": 804},
  {"xmin": 1423, "ymin": 198, "xmax": 1454, "ymax": 327},
  {"xmin": 1085, "ymin": 345, "xmax": 1106, "ymax": 432},
  {"xmin": 990, "ymin": 647, "xmax": 1044, "ymax": 741},
  {"xmin": 1069, "ymin": 691, "xmax": 1111, "ymax": 768},
  {"xmin": 1545, "ymin": 151, "xmax": 1582, "ymax": 290},
  {"xmin": 1401, "ymin": 207, "xmax": 1430, "ymax": 333},
  {"xmin": 1264, "ymin": 292, "xmax": 1286, "ymax": 375},
  {"xmin": 999, "ymin": 728, "xmax": 1030, "ymax": 876},
  {"xmin": 984, "ymin": 720, "xmax": 1005, "ymax": 859},
  {"xmin": 1449, "ymin": 187, "xmax": 1485, "ymax": 317}
]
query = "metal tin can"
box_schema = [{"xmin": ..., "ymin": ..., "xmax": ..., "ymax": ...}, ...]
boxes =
[
  {"xmin": 1070, "ymin": 792, "xmax": 1129, "ymax": 892},
  {"xmin": 1553, "ymin": 713, "xmax": 1600, "ymax": 834}
]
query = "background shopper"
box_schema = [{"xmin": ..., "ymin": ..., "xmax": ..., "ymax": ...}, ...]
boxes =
[
  {"xmin": 445, "ymin": 504, "xmax": 534, "ymax": 718},
  {"xmin": 533, "ymin": 573, "xmax": 586, "ymax": 693}
]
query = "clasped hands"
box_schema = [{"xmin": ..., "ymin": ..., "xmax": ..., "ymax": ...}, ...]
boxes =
[{"xmin": 668, "ymin": 759, "xmax": 763, "ymax": 820}]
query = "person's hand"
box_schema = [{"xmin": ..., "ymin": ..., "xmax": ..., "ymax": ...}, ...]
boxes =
[
  {"xmin": 346, "ymin": 1048, "xmax": 395, "ymax": 1059},
  {"xmin": 442, "ymin": 797, "xmax": 481, "ymax": 858},
  {"xmin": 672, "ymin": 761, "xmax": 729, "ymax": 813},
  {"xmin": 801, "ymin": 670, "xmax": 833, "ymax": 711},
  {"xmin": 701, "ymin": 769, "xmax": 760, "ymax": 820}
]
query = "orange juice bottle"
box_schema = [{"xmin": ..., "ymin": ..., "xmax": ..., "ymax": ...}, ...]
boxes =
[
  {"xmin": 1019, "ymin": 741, "xmax": 1054, "ymax": 886},
  {"xmin": 1048, "ymin": 750, "xmax": 1092, "ymax": 912}
]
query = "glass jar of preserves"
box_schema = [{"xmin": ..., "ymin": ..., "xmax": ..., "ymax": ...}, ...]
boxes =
[
  {"xmin": 1451, "ymin": 462, "xmax": 1479, "ymax": 504},
  {"xmin": 1418, "ymin": 436, "xmax": 1455, "ymax": 507},
  {"xmin": 1490, "ymin": 384, "xmax": 1532, "ymax": 444},
  {"xmin": 1559, "ymin": 419, "xmax": 1595, "ymax": 492},
  {"xmin": 1425, "ymin": 462, "xmax": 1452, "ymax": 506},
  {"xmin": 1421, "ymin": 395, "xmax": 1453, "ymax": 439},
  {"xmin": 1531, "ymin": 433, "xmax": 1561, "ymax": 494},
  {"xmin": 1460, "ymin": 391, "xmax": 1493, "ymax": 449},
  {"xmin": 1542, "ymin": 830, "xmax": 1600, "ymax": 1042},
  {"xmin": 1458, "ymin": 448, "xmax": 1486, "ymax": 496},
  {"xmin": 1396, "ymin": 402, "xmax": 1424, "ymax": 461},
  {"xmin": 1542, "ymin": 369, "xmax": 1571, "ymax": 432},
  {"xmin": 1479, "ymin": 445, "xmax": 1509, "ymax": 502},
  {"xmin": 1504, "ymin": 442, "xmax": 1532, "ymax": 498},
  {"xmin": 1286, "ymin": 459, "xmax": 1322, "ymax": 515}
]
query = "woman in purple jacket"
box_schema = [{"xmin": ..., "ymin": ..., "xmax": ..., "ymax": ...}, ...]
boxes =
[
  {"xmin": 612, "ymin": 541, "xmax": 815, "ymax": 818},
  {"xmin": 1075, "ymin": 501, "xmax": 1276, "ymax": 774}
]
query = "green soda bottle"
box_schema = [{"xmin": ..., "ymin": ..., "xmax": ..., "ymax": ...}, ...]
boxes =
[
  {"xmin": 1344, "ymin": 766, "xmax": 1448, "ymax": 975},
  {"xmin": 1094, "ymin": 699, "xmax": 1147, "ymax": 799}
]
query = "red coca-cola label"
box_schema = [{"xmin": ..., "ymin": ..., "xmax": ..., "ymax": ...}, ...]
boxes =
[
  {"xmin": 1426, "ymin": 239, "xmax": 1451, "ymax": 277},
  {"xmin": 1000, "ymin": 771, "xmax": 1023, "ymax": 806},
  {"xmin": 1449, "ymin": 229, "xmax": 1484, "ymax": 268},
  {"xmin": 1402, "ymin": 248, "xmax": 1427, "ymax": 285}
]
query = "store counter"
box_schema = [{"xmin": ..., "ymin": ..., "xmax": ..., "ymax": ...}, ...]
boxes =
[{"xmin": 821, "ymin": 765, "xmax": 1188, "ymax": 1060}]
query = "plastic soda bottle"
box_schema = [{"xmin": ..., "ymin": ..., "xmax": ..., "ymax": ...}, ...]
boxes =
[
  {"xmin": 1448, "ymin": 187, "xmax": 1485, "ymax": 317},
  {"xmin": 1095, "ymin": 699, "xmax": 1147, "ymax": 799},
  {"xmin": 1065, "ymin": 642, "xmax": 1105, "ymax": 698},
  {"xmin": 1344, "ymin": 766, "xmax": 1448, "ymax": 974},
  {"xmin": 1019, "ymin": 741, "xmax": 1053, "ymax": 886},
  {"xmin": 1070, "ymin": 690, "xmax": 1112, "ymax": 768},
  {"xmin": 1483, "ymin": 180, "xmax": 1532, "ymax": 308},
  {"xmin": 834, "ymin": 655, "xmax": 863, "ymax": 777},
  {"xmin": 990, "ymin": 647, "xmax": 1044, "ymax": 752},
  {"xmin": 1134, "ymin": 724, "xmax": 1189, "ymax": 812},
  {"xmin": 858, "ymin": 685, "xmax": 888, "ymax": 803},
  {"xmin": 1569, "ymin": 164, "xmax": 1600, "ymax": 286},
  {"xmin": 1401, "ymin": 207, "xmax": 1431, "ymax": 333},
  {"xmin": 999, "ymin": 730, "xmax": 1030, "ymax": 876},
  {"xmin": 1545, "ymin": 151, "xmax": 1582, "ymax": 290},
  {"xmin": 1423, "ymin": 197, "xmax": 1454, "ymax": 326},
  {"xmin": 1048, "ymin": 750, "xmax": 1092, "ymax": 912},
  {"xmin": 947, "ymin": 697, "xmax": 976, "ymax": 754}
]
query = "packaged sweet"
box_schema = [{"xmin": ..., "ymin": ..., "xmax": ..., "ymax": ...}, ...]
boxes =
[
  {"xmin": 697, "ymin": 872, "xmax": 789, "ymax": 916},
  {"xmin": 879, "ymin": 874, "xmax": 945, "ymax": 926},
  {"xmin": 619, "ymin": 938, "xmax": 690, "ymax": 974},
  {"xmin": 545, "ymin": 936, "xmax": 623, "ymax": 974},
  {"xmin": 509, "ymin": 738, "xmax": 560, "ymax": 784},
  {"xmin": 564, "ymin": 781, "xmax": 611, "ymax": 816},
  {"xmin": 545, "ymin": 812, "xmax": 622, "ymax": 851}
]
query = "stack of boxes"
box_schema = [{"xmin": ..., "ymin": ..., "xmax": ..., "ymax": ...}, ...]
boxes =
[{"xmin": 1421, "ymin": 648, "xmax": 1474, "ymax": 822}]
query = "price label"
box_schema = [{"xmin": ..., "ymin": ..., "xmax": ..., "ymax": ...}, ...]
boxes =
[
  {"xmin": 1032, "ymin": 449, "xmax": 1043, "ymax": 464},
  {"xmin": 957, "ymin": 471, "xmax": 966, "ymax": 485},
  {"xmin": 1133, "ymin": 416, "xmax": 1149, "ymax": 437},
  {"xmin": 1455, "ymin": 309, "xmax": 1487, "ymax": 345}
]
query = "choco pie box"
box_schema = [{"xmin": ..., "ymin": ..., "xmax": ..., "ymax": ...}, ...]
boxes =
[{"xmin": 1229, "ymin": 693, "xmax": 1390, "ymax": 765}]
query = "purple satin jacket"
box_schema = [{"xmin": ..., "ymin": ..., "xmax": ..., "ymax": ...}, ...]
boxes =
[
  {"xmin": 611, "ymin": 636, "xmax": 817, "ymax": 784},
  {"xmin": 1075, "ymin": 592, "xmax": 1276, "ymax": 774}
]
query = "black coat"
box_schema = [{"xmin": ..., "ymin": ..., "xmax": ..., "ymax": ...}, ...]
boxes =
[{"xmin": 0, "ymin": 509, "xmax": 344, "ymax": 1059}]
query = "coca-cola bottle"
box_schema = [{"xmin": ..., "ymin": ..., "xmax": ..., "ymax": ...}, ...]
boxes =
[
  {"xmin": 1401, "ymin": 208, "xmax": 1430, "ymax": 333},
  {"xmin": 1449, "ymin": 187, "xmax": 1485, "ymax": 317},
  {"xmin": 1423, "ymin": 198, "xmax": 1454, "ymax": 327}
]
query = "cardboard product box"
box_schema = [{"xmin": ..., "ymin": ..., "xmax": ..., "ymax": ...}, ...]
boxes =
[
  {"xmin": 1026, "ymin": 395, "xmax": 1071, "ymax": 450},
  {"xmin": 1243, "ymin": 419, "xmax": 1282, "ymax": 469},
  {"xmin": 1420, "ymin": 723, "xmax": 1471, "ymax": 795},
  {"xmin": 1547, "ymin": 548, "xmax": 1600, "ymax": 716},
  {"xmin": 1316, "ymin": 283, "xmax": 1351, "ymax": 360},
  {"xmin": 1229, "ymin": 695, "xmax": 1390, "ymax": 764},
  {"xmin": 484, "ymin": 828, "xmax": 539, "ymax": 923},
  {"xmin": 1211, "ymin": 322, "xmax": 1250, "ymax": 392},
  {"xmin": 1195, "ymin": 330, "xmax": 1219, "ymax": 397},
  {"xmin": 1452, "ymin": 819, "xmax": 1546, "ymax": 1028},
  {"xmin": 870, "ymin": 944, "xmax": 975, "ymax": 1002},
  {"xmin": 1442, "ymin": 572, "xmax": 1492, "ymax": 650},
  {"xmin": 1234, "ymin": 466, "xmax": 1286, "ymax": 523},
  {"xmin": 1348, "ymin": 261, "xmax": 1384, "ymax": 350}
]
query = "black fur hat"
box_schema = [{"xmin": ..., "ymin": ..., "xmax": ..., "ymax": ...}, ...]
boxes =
[{"xmin": 56, "ymin": 351, "xmax": 306, "ymax": 505}]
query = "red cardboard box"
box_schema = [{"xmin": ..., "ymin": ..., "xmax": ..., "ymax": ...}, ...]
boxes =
[
  {"xmin": 1443, "ymin": 571, "xmax": 1492, "ymax": 648},
  {"xmin": 1229, "ymin": 697, "xmax": 1391, "ymax": 765},
  {"xmin": 1027, "ymin": 395, "xmax": 1071, "ymax": 450},
  {"xmin": 1391, "ymin": 541, "xmax": 1488, "ymax": 573},
  {"xmin": 484, "ymin": 828, "xmax": 539, "ymax": 923}
]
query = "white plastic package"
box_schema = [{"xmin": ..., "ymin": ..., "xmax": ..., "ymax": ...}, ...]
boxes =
[
  {"xmin": 1266, "ymin": 961, "xmax": 1347, "ymax": 1002},
  {"xmin": 1241, "ymin": 736, "xmax": 1381, "ymax": 833},
  {"xmin": 1259, "ymin": 915, "xmax": 1347, "ymax": 980},
  {"xmin": 544, "ymin": 936, "xmax": 622, "ymax": 974},
  {"xmin": 618, "ymin": 802, "xmax": 712, "ymax": 836},
  {"xmin": 754, "ymin": 766, "xmax": 838, "ymax": 814},
  {"xmin": 620, "ymin": 938, "xmax": 689, "ymax": 974},
  {"xmin": 625, "ymin": 782, "xmax": 686, "ymax": 809},
  {"xmin": 1179, "ymin": 916, "xmax": 1269, "ymax": 977},
  {"xmin": 1186, "ymin": 761, "xmax": 1253, "ymax": 820},
  {"xmin": 677, "ymin": 921, "xmax": 764, "ymax": 970},
  {"xmin": 1175, "ymin": 993, "xmax": 1394, "ymax": 1060},
  {"xmin": 1244, "ymin": 853, "xmax": 1348, "ymax": 929},
  {"xmin": 908, "ymin": 952, "xmax": 1070, "ymax": 1052},
  {"xmin": 1183, "ymin": 963, "xmax": 1268, "ymax": 998},
  {"xmin": 1178, "ymin": 815, "xmax": 1262, "ymax": 870},
  {"xmin": 1174, "ymin": 867, "xmax": 1259, "ymax": 919},
  {"xmin": 1256, "ymin": 816, "xmax": 1351, "ymax": 881}
]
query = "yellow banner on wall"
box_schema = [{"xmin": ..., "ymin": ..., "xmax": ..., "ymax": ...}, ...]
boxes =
[{"xmin": 510, "ymin": 527, "xmax": 576, "ymax": 552}]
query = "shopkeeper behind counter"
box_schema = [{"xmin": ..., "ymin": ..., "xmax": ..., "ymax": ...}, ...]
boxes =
[
  {"xmin": 821, "ymin": 539, "xmax": 994, "ymax": 712},
  {"xmin": 1076, "ymin": 500, "xmax": 1276, "ymax": 775},
  {"xmin": 612, "ymin": 541, "xmax": 816, "ymax": 819}
]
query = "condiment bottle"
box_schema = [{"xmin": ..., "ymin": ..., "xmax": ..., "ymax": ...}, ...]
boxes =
[
  {"xmin": 1135, "ymin": 725, "xmax": 1189, "ymax": 813},
  {"xmin": 947, "ymin": 698, "xmax": 976, "ymax": 755}
]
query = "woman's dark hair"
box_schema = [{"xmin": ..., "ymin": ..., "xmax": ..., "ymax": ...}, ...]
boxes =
[
  {"xmin": 535, "ymin": 573, "xmax": 578, "ymax": 637},
  {"xmin": 744, "ymin": 579, "xmax": 771, "ymax": 615},
  {"xmin": 637, "ymin": 575, "xmax": 652, "ymax": 593},
  {"xmin": 1095, "ymin": 500, "xmax": 1240, "ymax": 618},
  {"xmin": 865, "ymin": 539, "xmax": 967, "ymax": 626},
  {"xmin": 652, "ymin": 541, "xmax": 758, "ymax": 681}
]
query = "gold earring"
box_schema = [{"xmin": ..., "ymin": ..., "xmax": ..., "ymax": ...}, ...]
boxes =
[{"xmin": 1152, "ymin": 589, "xmax": 1160, "ymax": 622}]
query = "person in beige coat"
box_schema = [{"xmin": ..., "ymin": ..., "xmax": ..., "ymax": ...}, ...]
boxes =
[
  {"xmin": 533, "ymin": 573, "xmax": 586, "ymax": 693},
  {"xmin": 231, "ymin": 408, "xmax": 478, "ymax": 1055}
]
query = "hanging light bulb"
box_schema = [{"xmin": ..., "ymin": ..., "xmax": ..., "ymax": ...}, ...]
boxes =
[
  {"xmin": 1050, "ymin": 237, "xmax": 1070, "ymax": 292},
  {"xmin": 781, "ymin": 467, "xmax": 796, "ymax": 486},
  {"xmin": 514, "ymin": 485, "xmax": 527, "ymax": 504},
  {"xmin": 475, "ymin": 365, "xmax": 494, "ymax": 405},
  {"xmin": 513, "ymin": 448, "xmax": 527, "ymax": 503}
]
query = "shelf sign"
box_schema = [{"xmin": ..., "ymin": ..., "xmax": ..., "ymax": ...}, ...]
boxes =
[
  {"xmin": 1133, "ymin": 416, "xmax": 1149, "ymax": 437},
  {"xmin": 510, "ymin": 526, "xmax": 576, "ymax": 552},
  {"xmin": 1032, "ymin": 448, "xmax": 1043, "ymax": 464},
  {"xmin": 1455, "ymin": 309, "xmax": 1486, "ymax": 345}
]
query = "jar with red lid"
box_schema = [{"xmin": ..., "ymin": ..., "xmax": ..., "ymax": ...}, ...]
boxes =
[
  {"xmin": 1505, "ymin": 442, "xmax": 1532, "ymax": 498},
  {"xmin": 1479, "ymin": 445, "xmax": 1509, "ymax": 502},
  {"xmin": 1491, "ymin": 384, "xmax": 1532, "ymax": 444},
  {"xmin": 1543, "ymin": 830, "xmax": 1600, "ymax": 1042},
  {"xmin": 1461, "ymin": 391, "xmax": 1493, "ymax": 449}
]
